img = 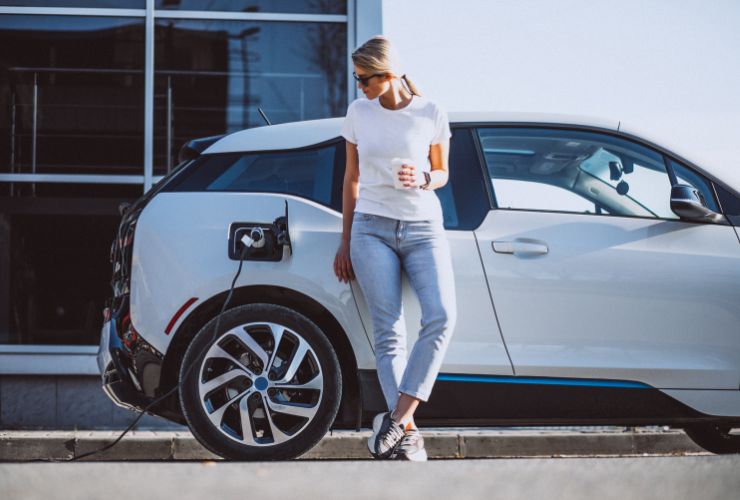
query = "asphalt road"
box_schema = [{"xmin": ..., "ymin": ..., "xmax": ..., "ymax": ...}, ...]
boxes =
[{"xmin": 1, "ymin": 456, "xmax": 739, "ymax": 500}]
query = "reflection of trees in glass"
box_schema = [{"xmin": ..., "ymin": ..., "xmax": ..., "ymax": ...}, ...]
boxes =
[{"xmin": 302, "ymin": 0, "xmax": 346, "ymax": 117}]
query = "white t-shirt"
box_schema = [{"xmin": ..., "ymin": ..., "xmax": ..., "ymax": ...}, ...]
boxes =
[{"xmin": 340, "ymin": 94, "xmax": 452, "ymax": 222}]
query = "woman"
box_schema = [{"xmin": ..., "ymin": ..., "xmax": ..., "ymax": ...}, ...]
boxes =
[{"xmin": 333, "ymin": 35, "xmax": 457, "ymax": 461}]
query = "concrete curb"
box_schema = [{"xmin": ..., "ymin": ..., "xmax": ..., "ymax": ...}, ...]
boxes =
[{"xmin": 0, "ymin": 428, "xmax": 706, "ymax": 461}]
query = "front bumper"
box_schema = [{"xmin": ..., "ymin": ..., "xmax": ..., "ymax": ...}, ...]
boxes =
[
  {"xmin": 97, "ymin": 319, "xmax": 152, "ymax": 412},
  {"xmin": 97, "ymin": 318, "xmax": 186, "ymax": 426}
]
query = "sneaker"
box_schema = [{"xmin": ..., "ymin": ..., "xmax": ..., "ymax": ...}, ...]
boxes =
[
  {"xmin": 393, "ymin": 427, "xmax": 428, "ymax": 461},
  {"xmin": 367, "ymin": 412, "xmax": 406, "ymax": 459}
]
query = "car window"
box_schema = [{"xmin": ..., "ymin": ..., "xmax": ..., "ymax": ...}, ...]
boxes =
[
  {"xmin": 434, "ymin": 127, "xmax": 490, "ymax": 230},
  {"xmin": 476, "ymin": 127, "xmax": 680, "ymax": 219},
  {"xmin": 162, "ymin": 141, "xmax": 345, "ymax": 211},
  {"xmin": 494, "ymin": 179, "xmax": 608, "ymax": 214},
  {"xmin": 164, "ymin": 129, "xmax": 491, "ymax": 230}
]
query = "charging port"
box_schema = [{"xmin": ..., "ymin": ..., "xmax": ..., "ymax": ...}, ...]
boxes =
[
  {"xmin": 228, "ymin": 202, "xmax": 291, "ymax": 261},
  {"xmin": 228, "ymin": 222, "xmax": 283, "ymax": 261}
]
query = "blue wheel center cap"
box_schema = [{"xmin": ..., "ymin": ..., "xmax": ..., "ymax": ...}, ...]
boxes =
[{"xmin": 255, "ymin": 377, "xmax": 268, "ymax": 391}]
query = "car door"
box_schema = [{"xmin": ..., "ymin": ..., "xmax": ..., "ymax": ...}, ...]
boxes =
[
  {"xmin": 472, "ymin": 126, "xmax": 740, "ymax": 390},
  {"xmin": 351, "ymin": 127, "xmax": 514, "ymax": 376}
]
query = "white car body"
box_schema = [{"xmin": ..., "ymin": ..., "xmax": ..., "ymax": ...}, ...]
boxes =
[{"xmin": 98, "ymin": 111, "xmax": 740, "ymax": 458}]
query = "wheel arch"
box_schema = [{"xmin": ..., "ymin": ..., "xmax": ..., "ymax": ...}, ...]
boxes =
[{"xmin": 159, "ymin": 285, "xmax": 362, "ymax": 428}]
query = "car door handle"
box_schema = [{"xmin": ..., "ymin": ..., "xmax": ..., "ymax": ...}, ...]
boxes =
[{"xmin": 492, "ymin": 239, "xmax": 549, "ymax": 255}]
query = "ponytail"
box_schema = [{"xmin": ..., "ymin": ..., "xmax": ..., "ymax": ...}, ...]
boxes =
[{"xmin": 401, "ymin": 74, "xmax": 423, "ymax": 97}]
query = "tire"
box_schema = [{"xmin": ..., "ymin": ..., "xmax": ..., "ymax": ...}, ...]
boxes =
[
  {"xmin": 178, "ymin": 303, "xmax": 342, "ymax": 460},
  {"xmin": 684, "ymin": 423, "xmax": 740, "ymax": 454}
]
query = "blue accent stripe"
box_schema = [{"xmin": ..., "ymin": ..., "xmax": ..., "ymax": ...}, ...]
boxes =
[{"xmin": 436, "ymin": 373, "xmax": 650, "ymax": 389}]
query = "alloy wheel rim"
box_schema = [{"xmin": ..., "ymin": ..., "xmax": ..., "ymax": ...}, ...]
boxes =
[{"xmin": 197, "ymin": 321, "xmax": 324, "ymax": 446}]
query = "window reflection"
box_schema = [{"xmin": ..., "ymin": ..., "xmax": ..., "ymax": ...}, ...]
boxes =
[
  {"xmin": 155, "ymin": 0, "xmax": 346, "ymax": 14},
  {"xmin": 494, "ymin": 179, "xmax": 600, "ymax": 213},
  {"xmin": 153, "ymin": 19, "xmax": 346, "ymax": 174},
  {"xmin": 0, "ymin": 184, "xmax": 141, "ymax": 345},
  {"xmin": 0, "ymin": 15, "xmax": 145, "ymax": 176},
  {"xmin": 0, "ymin": 1, "xmax": 144, "ymax": 7},
  {"xmin": 579, "ymin": 147, "xmax": 672, "ymax": 217},
  {"xmin": 0, "ymin": 8, "xmax": 349, "ymax": 346}
]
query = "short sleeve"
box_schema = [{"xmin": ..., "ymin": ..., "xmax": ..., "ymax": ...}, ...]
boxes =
[
  {"xmin": 340, "ymin": 102, "xmax": 357, "ymax": 144},
  {"xmin": 431, "ymin": 104, "xmax": 452, "ymax": 145}
]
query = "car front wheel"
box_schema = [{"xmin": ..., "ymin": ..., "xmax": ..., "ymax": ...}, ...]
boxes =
[
  {"xmin": 684, "ymin": 423, "xmax": 740, "ymax": 454},
  {"xmin": 178, "ymin": 303, "xmax": 342, "ymax": 460}
]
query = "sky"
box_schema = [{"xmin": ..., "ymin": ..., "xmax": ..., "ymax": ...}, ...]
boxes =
[{"xmin": 379, "ymin": 0, "xmax": 740, "ymax": 192}]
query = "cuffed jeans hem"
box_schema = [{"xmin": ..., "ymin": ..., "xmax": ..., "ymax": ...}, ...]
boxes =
[{"xmin": 397, "ymin": 387, "xmax": 430, "ymax": 403}]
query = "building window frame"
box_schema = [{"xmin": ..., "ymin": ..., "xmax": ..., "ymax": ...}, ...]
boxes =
[
  {"xmin": 0, "ymin": 1, "xmax": 356, "ymax": 359},
  {"xmin": 0, "ymin": 2, "xmax": 351, "ymax": 193}
]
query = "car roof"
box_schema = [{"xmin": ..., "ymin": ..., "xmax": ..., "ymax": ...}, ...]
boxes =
[
  {"xmin": 203, "ymin": 112, "xmax": 619, "ymax": 155},
  {"xmin": 203, "ymin": 111, "xmax": 738, "ymax": 193}
]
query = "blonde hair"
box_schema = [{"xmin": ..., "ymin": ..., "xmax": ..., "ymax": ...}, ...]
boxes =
[{"xmin": 351, "ymin": 35, "xmax": 422, "ymax": 97}]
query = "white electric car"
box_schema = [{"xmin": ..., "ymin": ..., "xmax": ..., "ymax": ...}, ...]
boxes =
[{"xmin": 98, "ymin": 112, "xmax": 740, "ymax": 459}]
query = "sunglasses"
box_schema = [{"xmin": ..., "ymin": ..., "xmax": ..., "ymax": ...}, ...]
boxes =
[{"xmin": 352, "ymin": 71, "xmax": 386, "ymax": 87}]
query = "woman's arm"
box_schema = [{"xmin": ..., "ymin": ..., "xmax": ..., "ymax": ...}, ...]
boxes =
[
  {"xmin": 341, "ymin": 140, "xmax": 360, "ymax": 243},
  {"xmin": 398, "ymin": 138, "xmax": 451, "ymax": 189},
  {"xmin": 426, "ymin": 138, "xmax": 450, "ymax": 190},
  {"xmin": 334, "ymin": 140, "xmax": 359, "ymax": 283}
]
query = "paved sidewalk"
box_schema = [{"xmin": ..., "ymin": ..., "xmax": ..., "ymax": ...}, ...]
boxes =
[
  {"xmin": 0, "ymin": 427, "xmax": 707, "ymax": 461},
  {"xmin": 4, "ymin": 457, "xmax": 738, "ymax": 500}
]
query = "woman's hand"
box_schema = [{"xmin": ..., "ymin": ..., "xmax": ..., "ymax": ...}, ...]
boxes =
[
  {"xmin": 334, "ymin": 240, "xmax": 355, "ymax": 283},
  {"xmin": 398, "ymin": 163, "xmax": 418, "ymax": 188}
]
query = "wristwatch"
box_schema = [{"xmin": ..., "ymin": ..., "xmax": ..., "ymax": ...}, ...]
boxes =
[{"xmin": 419, "ymin": 171, "xmax": 432, "ymax": 190}]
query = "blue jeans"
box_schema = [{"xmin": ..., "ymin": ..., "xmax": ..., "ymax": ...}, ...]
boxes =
[{"xmin": 350, "ymin": 211, "xmax": 458, "ymax": 411}]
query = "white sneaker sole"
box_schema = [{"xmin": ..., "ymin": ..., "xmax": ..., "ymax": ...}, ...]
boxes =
[
  {"xmin": 367, "ymin": 412, "xmax": 387, "ymax": 457},
  {"xmin": 395, "ymin": 446, "xmax": 428, "ymax": 462}
]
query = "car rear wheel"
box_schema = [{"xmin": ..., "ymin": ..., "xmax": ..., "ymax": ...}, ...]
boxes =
[
  {"xmin": 684, "ymin": 423, "xmax": 740, "ymax": 454},
  {"xmin": 178, "ymin": 303, "xmax": 342, "ymax": 460}
]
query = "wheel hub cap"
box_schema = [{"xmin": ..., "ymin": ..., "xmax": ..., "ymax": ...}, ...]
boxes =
[{"xmin": 255, "ymin": 377, "xmax": 268, "ymax": 391}]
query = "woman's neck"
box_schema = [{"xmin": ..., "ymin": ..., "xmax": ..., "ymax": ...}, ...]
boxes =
[{"xmin": 378, "ymin": 81, "xmax": 413, "ymax": 110}]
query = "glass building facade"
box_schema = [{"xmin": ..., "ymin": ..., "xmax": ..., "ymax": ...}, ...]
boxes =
[{"xmin": 0, "ymin": 1, "xmax": 350, "ymax": 347}]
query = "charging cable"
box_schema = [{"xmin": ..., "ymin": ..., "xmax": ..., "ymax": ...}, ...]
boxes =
[{"xmin": 67, "ymin": 227, "xmax": 265, "ymax": 461}]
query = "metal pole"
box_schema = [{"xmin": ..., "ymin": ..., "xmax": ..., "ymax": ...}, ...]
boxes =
[
  {"xmin": 347, "ymin": 0, "xmax": 356, "ymax": 103},
  {"xmin": 32, "ymin": 72, "xmax": 37, "ymax": 174},
  {"xmin": 32, "ymin": 72, "xmax": 37, "ymax": 196},
  {"xmin": 143, "ymin": 0, "xmax": 154, "ymax": 192},
  {"xmin": 166, "ymin": 75, "xmax": 172, "ymax": 173},
  {"xmin": 10, "ymin": 90, "xmax": 15, "ymax": 196},
  {"xmin": 10, "ymin": 92, "xmax": 16, "ymax": 167}
]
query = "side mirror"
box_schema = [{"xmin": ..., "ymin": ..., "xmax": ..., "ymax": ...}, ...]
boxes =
[{"xmin": 670, "ymin": 184, "xmax": 723, "ymax": 222}]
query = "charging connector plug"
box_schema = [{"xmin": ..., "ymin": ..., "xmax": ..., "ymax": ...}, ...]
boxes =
[{"xmin": 240, "ymin": 227, "xmax": 265, "ymax": 250}]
